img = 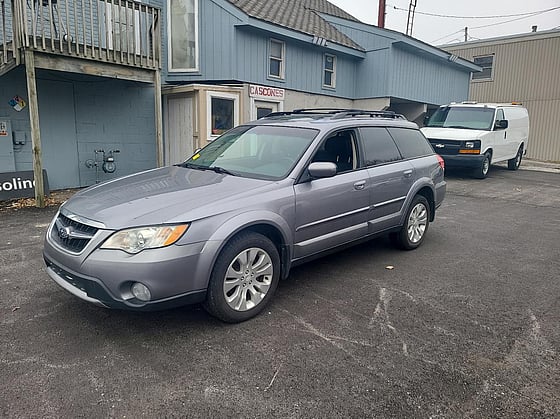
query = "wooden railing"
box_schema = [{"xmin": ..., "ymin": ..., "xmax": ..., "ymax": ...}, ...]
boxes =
[{"xmin": 1, "ymin": 0, "xmax": 160, "ymax": 70}]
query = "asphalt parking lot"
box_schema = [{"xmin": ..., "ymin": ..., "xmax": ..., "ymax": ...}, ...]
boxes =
[{"xmin": 1, "ymin": 165, "xmax": 559, "ymax": 418}]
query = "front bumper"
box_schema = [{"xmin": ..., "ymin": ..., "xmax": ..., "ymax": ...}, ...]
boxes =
[
  {"xmin": 440, "ymin": 154, "xmax": 486, "ymax": 169},
  {"xmin": 44, "ymin": 255, "xmax": 207, "ymax": 311},
  {"xmin": 43, "ymin": 216, "xmax": 223, "ymax": 311}
]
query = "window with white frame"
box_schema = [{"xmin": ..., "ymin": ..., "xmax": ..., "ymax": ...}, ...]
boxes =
[
  {"xmin": 472, "ymin": 54, "xmax": 494, "ymax": 81},
  {"xmin": 168, "ymin": 0, "xmax": 198, "ymax": 71},
  {"xmin": 323, "ymin": 54, "xmax": 336, "ymax": 88},
  {"xmin": 269, "ymin": 39, "xmax": 285, "ymax": 79},
  {"xmin": 207, "ymin": 92, "xmax": 239, "ymax": 138}
]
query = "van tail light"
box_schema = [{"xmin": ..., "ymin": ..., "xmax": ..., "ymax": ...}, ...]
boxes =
[{"xmin": 436, "ymin": 154, "xmax": 445, "ymax": 171}]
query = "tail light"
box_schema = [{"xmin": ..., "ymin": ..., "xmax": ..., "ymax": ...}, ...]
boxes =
[{"xmin": 436, "ymin": 154, "xmax": 445, "ymax": 171}]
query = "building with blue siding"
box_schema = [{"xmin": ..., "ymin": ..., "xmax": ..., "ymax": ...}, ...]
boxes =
[
  {"xmin": 0, "ymin": 0, "xmax": 164, "ymax": 200},
  {"xmin": 161, "ymin": 0, "xmax": 479, "ymax": 163},
  {"xmin": 0, "ymin": 0, "xmax": 479, "ymax": 200}
]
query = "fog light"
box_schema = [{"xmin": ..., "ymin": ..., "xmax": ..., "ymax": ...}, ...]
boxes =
[{"xmin": 131, "ymin": 283, "xmax": 151, "ymax": 301}]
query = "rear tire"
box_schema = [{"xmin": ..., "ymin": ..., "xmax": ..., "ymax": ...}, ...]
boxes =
[
  {"xmin": 508, "ymin": 146, "xmax": 523, "ymax": 170},
  {"xmin": 474, "ymin": 152, "xmax": 491, "ymax": 179},
  {"xmin": 204, "ymin": 232, "xmax": 280, "ymax": 323},
  {"xmin": 394, "ymin": 195, "xmax": 430, "ymax": 250}
]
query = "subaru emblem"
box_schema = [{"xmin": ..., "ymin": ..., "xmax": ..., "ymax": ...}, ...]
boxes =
[{"xmin": 58, "ymin": 227, "xmax": 71, "ymax": 239}]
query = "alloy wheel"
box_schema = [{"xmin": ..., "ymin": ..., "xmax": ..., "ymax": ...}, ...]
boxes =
[
  {"xmin": 407, "ymin": 203, "xmax": 428, "ymax": 243},
  {"xmin": 222, "ymin": 247, "xmax": 273, "ymax": 311}
]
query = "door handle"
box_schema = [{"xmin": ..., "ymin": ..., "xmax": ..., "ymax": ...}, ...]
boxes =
[
  {"xmin": 403, "ymin": 170, "xmax": 413, "ymax": 178},
  {"xmin": 353, "ymin": 180, "xmax": 366, "ymax": 190}
]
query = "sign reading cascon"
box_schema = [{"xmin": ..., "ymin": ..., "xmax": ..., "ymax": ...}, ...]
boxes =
[
  {"xmin": 0, "ymin": 170, "xmax": 49, "ymax": 200},
  {"xmin": 249, "ymin": 84, "xmax": 285, "ymax": 101}
]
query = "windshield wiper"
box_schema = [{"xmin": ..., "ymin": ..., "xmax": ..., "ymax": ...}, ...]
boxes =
[
  {"xmin": 208, "ymin": 166, "xmax": 237, "ymax": 176},
  {"xmin": 445, "ymin": 125, "xmax": 475, "ymax": 130},
  {"xmin": 176, "ymin": 162, "xmax": 208, "ymax": 170}
]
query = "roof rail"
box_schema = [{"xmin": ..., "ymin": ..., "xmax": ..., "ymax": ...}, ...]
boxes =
[{"xmin": 264, "ymin": 108, "xmax": 406, "ymax": 120}]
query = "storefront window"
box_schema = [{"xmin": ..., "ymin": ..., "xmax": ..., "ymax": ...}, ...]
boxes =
[{"xmin": 207, "ymin": 92, "xmax": 239, "ymax": 139}]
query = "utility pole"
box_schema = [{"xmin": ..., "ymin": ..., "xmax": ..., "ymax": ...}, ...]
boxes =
[
  {"xmin": 406, "ymin": 0, "xmax": 417, "ymax": 37},
  {"xmin": 464, "ymin": 27, "xmax": 468, "ymax": 42},
  {"xmin": 378, "ymin": 0, "xmax": 386, "ymax": 28}
]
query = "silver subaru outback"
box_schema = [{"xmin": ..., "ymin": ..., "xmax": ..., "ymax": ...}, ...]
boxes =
[{"xmin": 44, "ymin": 109, "xmax": 446, "ymax": 322}]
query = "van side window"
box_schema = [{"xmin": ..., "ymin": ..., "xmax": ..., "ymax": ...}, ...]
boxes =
[
  {"xmin": 312, "ymin": 130, "xmax": 358, "ymax": 173},
  {"xmin": 496, "ymin": 109, "xmax": 505, "ymax": 122},
  {"xmin": 387, "ymin": 128, "xmax": 434, "ymax": 159}
]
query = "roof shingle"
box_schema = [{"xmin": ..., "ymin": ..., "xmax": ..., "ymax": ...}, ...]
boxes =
[{"xmin": 227, "ymin": 0, "xmax": 364, "ymax": 51}]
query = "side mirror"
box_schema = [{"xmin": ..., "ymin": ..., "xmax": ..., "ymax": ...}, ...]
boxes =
[
  {"xmin": 423, "ymin": 115, "xmax": 430, "ymax": 126},
  {"xmin": 308, "ymin": 162, "xmax": 337, "ymax": 178},
  {"xmin": 494, "ymin": 119, "xmax": 508, "ymax": 130}
]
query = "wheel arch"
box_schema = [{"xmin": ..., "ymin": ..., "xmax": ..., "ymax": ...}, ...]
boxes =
[
  {"xmin": 416, "ymin": 186, "xmax": 435, "ymax": 222},
  {"xmin": 206, "ymin": 213, "xmax": 293, "ymax": 281}
]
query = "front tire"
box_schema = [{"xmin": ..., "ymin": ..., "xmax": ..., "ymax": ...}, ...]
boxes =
[
  {"xmin": 474, "ymin": 152, "xmax": 491, "ymax": 179},
  {"xmin": 508, "ymin": 146, "xmax": 523, "ymax": 170},
  {"xmin": 394, "ymin": 195, "xmax": 430, "ymax": 250},
  {"xmin": 204, "ymin": 232, "xmax": 280, "ymax": 323}
]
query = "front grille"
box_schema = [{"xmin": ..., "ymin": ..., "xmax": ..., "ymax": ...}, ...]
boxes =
[
  {"xmin": 50, "ymin": 213, "xmax": 99, "ymax": 253},
  {"xmin": 429, "ymin": 139, "xmax": 461, "ymax": 156}
]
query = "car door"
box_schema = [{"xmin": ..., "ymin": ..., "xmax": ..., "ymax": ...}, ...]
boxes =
[
  {"xmin": 490, "ymin": 108, "xmax": 509, "ymax": 161},
  {"xmin": 360, "ymin": 127, "xmax": 415, "ymax": 232},
  {"xmin": 293, "ymin": 129, "xmax": 370, "ymax": 259}
]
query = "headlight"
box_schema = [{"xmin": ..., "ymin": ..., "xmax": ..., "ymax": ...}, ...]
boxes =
[
  {"xmin": 459, "ymin": 140, "xmax": 481, "ymax": 154},
  {"xmin": 101, "ymin": 224, "xmax": 189, "ymax": 254}
]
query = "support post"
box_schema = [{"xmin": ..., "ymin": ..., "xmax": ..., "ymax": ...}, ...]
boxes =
[
  {"xmin": 154, "ymin": 69, "xmax": 163, "ymax": 167},
  {"xmin": 24, "ymin": 49, "xmax": 46, "ymax": 208}
]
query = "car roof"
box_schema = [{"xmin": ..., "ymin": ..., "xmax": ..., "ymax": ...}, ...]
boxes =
[
  {"xmin": 245, "ymin": 109, "xmax": 419, "ymax": 131},
  {"xmin": 442, "ymin": 102, "xmax": 525, "ymax": 109}
]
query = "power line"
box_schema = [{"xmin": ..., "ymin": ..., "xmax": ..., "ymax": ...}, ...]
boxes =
[
  {"xmin": 469, "ymin": 9, "xmax": 557, "ymax": 30},
  {"xmin": 428, "ymin": 8, "xmax": 558, "ymax": 43},
  {"xmin": 389, "ymin": 5, "xmax": 560, "ymax": 20}
]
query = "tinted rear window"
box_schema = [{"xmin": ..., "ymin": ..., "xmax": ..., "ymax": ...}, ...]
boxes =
[
  {"xmin": 387, "ymin": 128, "xmax": 434, "ymax": 159},
  {"xmin": 359, "ymin": 127, "xmax": 402, "ymax": 166}
]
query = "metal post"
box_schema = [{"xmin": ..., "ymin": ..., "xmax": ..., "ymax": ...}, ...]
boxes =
[{"xmin": 377, "ymin": 0, "xmax": 386, "ymax": 28}]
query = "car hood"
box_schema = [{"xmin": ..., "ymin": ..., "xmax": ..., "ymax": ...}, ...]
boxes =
[
  {"xmin": 421, "ymin": 127, "xmax": 487, "ymax": 140},
  {"xmin": 61, "ymin": 166, "xmax": 274, "ymax": 229}
]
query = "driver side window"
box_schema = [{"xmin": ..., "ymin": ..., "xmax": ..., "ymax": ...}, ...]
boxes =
[{"xmin": 312, "ymin": 130, "xmax": 358, "ymax": 173}]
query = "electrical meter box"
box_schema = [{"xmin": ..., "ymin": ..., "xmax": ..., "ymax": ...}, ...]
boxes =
[{"xmin": 0, "ymin": 119, "xmax": 16, "ymax": 172}]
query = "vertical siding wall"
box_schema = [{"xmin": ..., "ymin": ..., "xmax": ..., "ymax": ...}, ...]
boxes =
[
  {"xmin": 235, "ymin": 29, "xmax": 357, "ymax": 97},
  {"xmin": 164, "ymin": 0, "xmax": 359, "ymax": 98},
  {"xmin": 445, "ymin": 33, "xmax": 560, "ymax": 162},
  {"xmin": 0, "ymin": 68, "xmax": 156, "ymax": 188},
  {"xmin": 390, "ymin": 47, "xmax": 470, "ymax": 105},
  {"xmin": 74, "ymin": 77, "xmax": 156, "ymax": 186}
]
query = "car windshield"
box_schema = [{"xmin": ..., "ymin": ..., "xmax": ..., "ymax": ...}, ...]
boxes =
[
  {"xmin": 180, "ymin": 125, "xmax": 319, "ymax": 180},
  {"xmin": 425, "ymin": 106, "xmax": 495, "ymax": 131}
]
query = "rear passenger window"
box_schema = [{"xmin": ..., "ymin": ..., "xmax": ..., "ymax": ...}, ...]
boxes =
[
  {"xmin": 359, "ymin": 127, "xmax": 402, "ymax": 166},
  {"xmin": 387, "ymin": 128, "xmax": 434, "ymax": 159}
]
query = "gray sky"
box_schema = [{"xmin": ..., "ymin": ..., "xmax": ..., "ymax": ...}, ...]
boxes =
[{"xmin": 328, "ymin": 0, "xmax": 560, "ymax": 45}]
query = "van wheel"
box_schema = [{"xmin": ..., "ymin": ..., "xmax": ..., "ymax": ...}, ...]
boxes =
[
  {"xmin": 508, "ymin": 146, "xmax": 523, "ymax": 170},
  {"xmin": 204, "ymin": 232, "xmax": 280, "ymax": 323},
  {"xmin": 394, "ymin": 195, "xmax": 430, "ymax": 250},
  {"xmin": 474, "ymin": 152, "xmax": 491, "ymax": 179}
]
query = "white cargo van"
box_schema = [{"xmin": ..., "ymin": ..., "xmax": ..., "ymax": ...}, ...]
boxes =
[{"xmin": 421, "ymin": 102, "xmax": 529, "ymax": 178}]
